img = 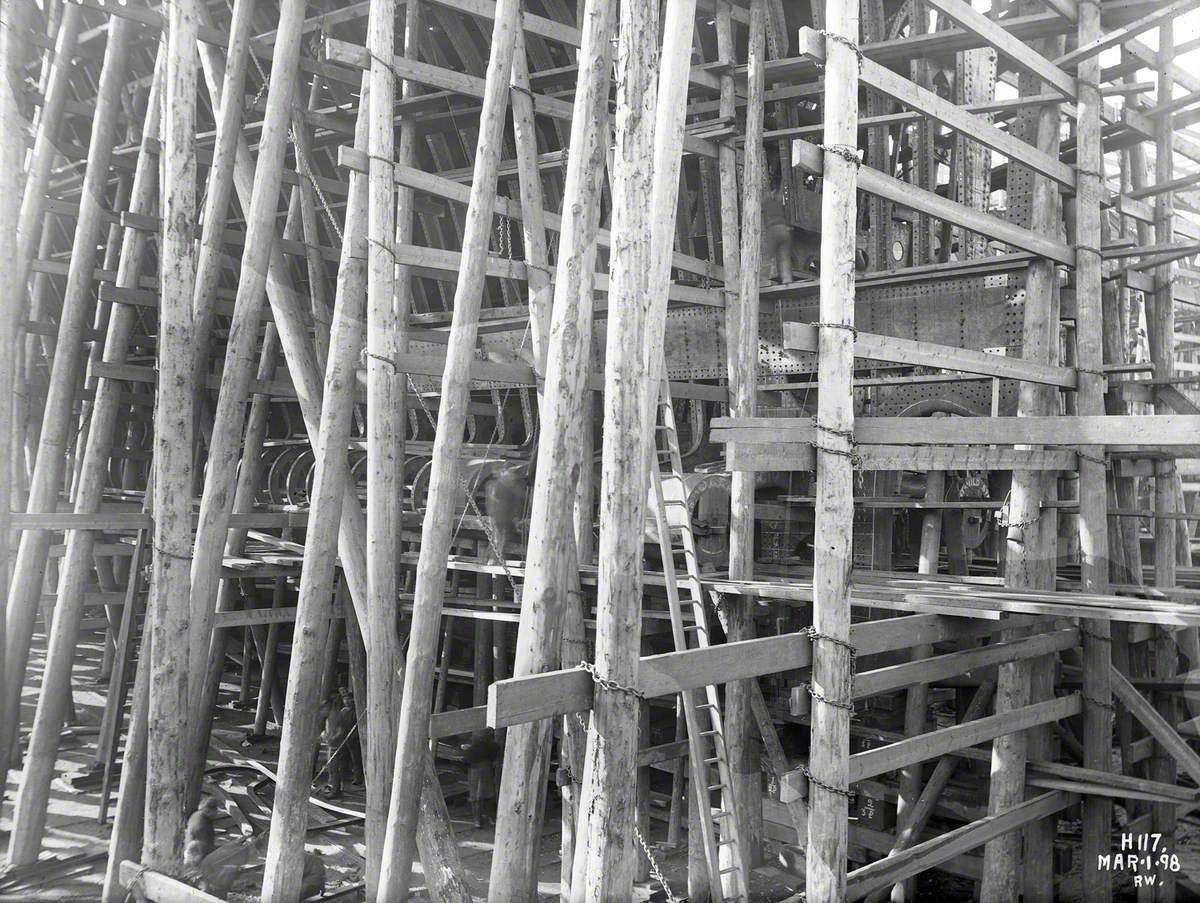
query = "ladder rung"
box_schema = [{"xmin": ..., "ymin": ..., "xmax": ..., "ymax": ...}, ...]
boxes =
[
  {"xmin": 708, "ymin": 783, "xmax": 727, "ymax": 791},
  {"xmin": 719, "ymin": 865, "xmax": 740, "ymax": 873},
  {"xmin": 711, "ymin": 810, "xmax": 732, "ymax": 819}
]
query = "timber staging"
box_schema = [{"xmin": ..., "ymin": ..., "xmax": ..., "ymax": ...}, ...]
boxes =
[{"xmin": 2, "ymin": 0, "xmax": 1200, "ymax": 900}]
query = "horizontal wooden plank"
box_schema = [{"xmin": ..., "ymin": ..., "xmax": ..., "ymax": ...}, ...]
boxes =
[
  {"xmin": 791, "ymin": 139, "xmax": 1074, "ymax": 265},
  {"xmin": 726, "ymin": 443, "xmax": 1078, "ymax": 472},
  {"xmin": 782, "ymin": 322, "xmax": 1081, "ymax": 388},
  {"xmin": 430, "ymin": 705, "xmax": 488, "ymax": 739},
  {"xmin": 713, "ymin": 414, "xmax": 1200, "ymax": 447},
  {"xmin": 487, "ymin": 633, "xmax": 812, "ymax": 728},
  {"xmin": 847, "ymin": 694, "xmax": 1082, "ymax": 783},
  {"xmin": 390, "ymin": 349, "xmax": 730, "ymax": 401}
]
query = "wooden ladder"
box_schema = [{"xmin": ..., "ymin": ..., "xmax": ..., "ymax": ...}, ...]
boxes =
[{"xmin": 648, "ymin": 376, "xmax": 749, "ymax": 902}]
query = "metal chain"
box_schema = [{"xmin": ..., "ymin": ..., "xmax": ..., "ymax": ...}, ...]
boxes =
[
  {"xmin": 995, "ymin": 490, "xmax": 1042, "ymax": 530},
  {"xmin": 817, "ymin": 29, "xmax": 864, "ymax": 68},
  {"xmin": 801, "ymin": 764, "xmax": 855, "ymax": 801},
  {"xmin": 819, "ymin": 143, "xmax": 864, "ymax": 167},
  {"xmin": 634, "ymin": 823, "xmax": 679, "ymax": 903},
  {"xmin": 577, "ymin": 660, "xmax": 644, "ymax": 699},
  {"xmin": 811, "ymin": 417, "xmax": 862, "ymax": 469}
]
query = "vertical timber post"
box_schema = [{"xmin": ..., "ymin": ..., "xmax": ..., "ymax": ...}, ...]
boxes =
[
  {"xmin": 365, "ymin": 0, "xmax": 402, "ymax": 895},
  {"xmin": 727, "ymin": 0, "xmax": 764, "ymax": 877},
  {"xmin": 982, "ymin": 59, "xmax": 1064, "ymax": 901},
  {"xmin": 1074, "ymin": 1, "xmax": 1114, "ymax": 898},
  {"xmin": 805, "ymin": 4, "xmax": 860, "ymax": 902},
  {"xmin": 142, "ymin": 0, "xmax": 199, "ymax": 871},
  {"xmin": 568, "ymin": 0, "xmax": 657, "ymax": 894},
  {"xmin": 1150, "ymin": 24, "xmax": 1178, "ymax": 903}
]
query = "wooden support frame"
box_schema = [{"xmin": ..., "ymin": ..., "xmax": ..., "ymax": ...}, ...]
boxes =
[
  {"xmin": 795, "ymin": 27, "xmax": 1076, "ymax": 190},
  {"xmin": 791, "ymin": 138, "xmax": 1075, "ymax": 265}
]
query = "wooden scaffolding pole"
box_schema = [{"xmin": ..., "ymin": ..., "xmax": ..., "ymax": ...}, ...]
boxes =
[
  {"xmin": 981, "ymin": 48, "xmax": 1063, "ymax": 902},
  {"xmin": 363, "ymin": 1, "xmax": 402, "ymax": 895},
  {"xmin": 193, "ymin": 14, "xmax": 466, "ymax": 898},
  {"xmin": 726, "ymin": 0, "xmax": 763, "ymax": 876},
  {"xmin": 567, "ymin": 0, "xmax": 658, "ymax": 895},
  {"xmin": 189, "ymin": 0, "xmax": 254, "ymax": 437},
  {"xmin": 1074, "ymin": 0, "xmax": 1114, "ymax": 898},
  {"xmin": 260, "ymin": 87, "xmax": 371, "ymax": 903},
  {"xmin": 0, "ymin": 10, "xmax": 129, "ymax": 783},
  {"xmin": 142, "ymin": 0, "xmax": 199, "ymax": 869},
  {"xmin": 4, "ymin": 15, "xmax": 136, "ymax": 864},
  {"xmin": 488, "ymin": 0, "xmax": 617, "ymax": 892},
  {"xmin": 182, "ymin": 26, "xmax": 325, "ymax": 801},
  {"xmin": 184, "ymin": 0, "xmax": 307, "ymax": 709},
  {"xmin": 38, "ymin": 49, "xmax": 163, "ymax": 877},
  {"xmin": 10, "ymin": 3, "xmax": 81, "ymax": 318},
  {"xmin": 377, "ymin": 0, "xmax": 521, "ymax": 894},
  {"xmin": 100, "ymin": 627, "xmax": 151, "ymax": 903},
  {"xmin": 805, "ymin": 4, "xmax": 860, "ymax": 901},
  {"xmin": 1150, "ymin": 24, "xmax": 1179, "ymax": 903},
  {"xmin": 0, "ymin": 0, "xmax": 27, "ymax": 747}
]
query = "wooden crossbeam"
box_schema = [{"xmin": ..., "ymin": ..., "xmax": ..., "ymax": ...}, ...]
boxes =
[
  {"xmin": 791, "ymin": 139, "xmax": 1075, "ymax": 265},
  {"xmin": 782, "ymin": 322, "xmax": 1083, "ymax": 388},
  {"xmin": 725, "ymin": 443, "xmax": 1079, "ymax": 472},
  {"xmin": 843, "ymin": 792, "xmax": 1075, "ymax": 901},
  {"xmin": 1110, "ymin": 666, "xmax": 1200, "ymax": 788},
  {"xmin": 848, "ymin": 695, "xmax": 1083, "ymax": 783},
  {"xmin": 712, "ymin": 414, "xmax": 1200, "ymax": 446},
  {"xmin": 848, "ymin": 628, "xmax": 1080, "ymax": 700},
  {"xmin": 390, "ymin": 350, "xmax": 728, "ymax": 401},
  {"xmin": 1054, "ymin": 0, "xmax": 1200, "ymax": 69},
  {"xmin": 339, "ymin": 147, "xmax": 724, "ymax": 280},
  {"xmin": 119, "ymin": 861, "xmax": 225, "ymax": 902},
  {"xmin": 326, "ymin": 38, "xmax": 719, "ymax": 159},
  {"xmin": 796, "ymin": 28, "xmax": 1075, "ymax": 189},
  {"xmin": 921, "ymin": 0, "xmax": 1075, "ymax": 97},
  {"xmin": 486, "ymin": 632, "xmax": 812, "ymax": 728}
]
